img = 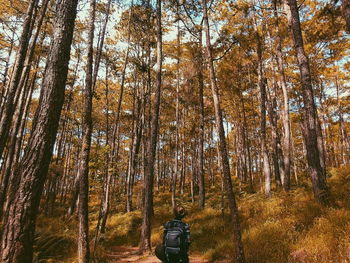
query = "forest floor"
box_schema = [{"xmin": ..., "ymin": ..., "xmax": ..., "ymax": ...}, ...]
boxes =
[
  {"xmin": 106, "ymin": 246, "xmax": 209, "ymax": 263},
  {"xmin": 35, "ymin": 165, "xmax": 350, "ymax": 263}
]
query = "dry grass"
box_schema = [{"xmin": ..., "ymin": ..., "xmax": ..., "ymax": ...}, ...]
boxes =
[
  {"xmin": 35, "ymin": 165, "xmax": 350, "ymax": 262},
  {"xmin": 196, "ymin": 165, "xmax": 350, "ymax": 262},
  {"xmin": 34, "ymin": 216, "xmax": 77, "ymax": 263}
]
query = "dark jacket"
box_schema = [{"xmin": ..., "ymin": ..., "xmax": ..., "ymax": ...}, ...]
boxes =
[
  {"xmin": 164, "ymin": 219, "xmax": 190, "ymax": 253},
  {"xmin": 155, "ymin": 219, "xmax": 190, "ymax": 263}
]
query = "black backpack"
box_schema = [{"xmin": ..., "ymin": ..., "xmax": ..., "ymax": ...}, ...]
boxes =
[{"xmin": 164, "ymin": 220, "xmax": 186, "ymax": 257}]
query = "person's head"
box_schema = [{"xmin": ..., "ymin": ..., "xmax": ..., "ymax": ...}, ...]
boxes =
[{"xmin": 174, "ymin": 205, "xmax": 186, "ymax": 220}]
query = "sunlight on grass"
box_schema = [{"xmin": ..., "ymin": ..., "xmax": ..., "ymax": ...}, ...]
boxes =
[
  {"xmin": 35, "ymin": 165, "xmax": 350, "ymax": 262},
  {"xmin": 106, "ymin": 211, "xmax": 142, "ymax": 246}
]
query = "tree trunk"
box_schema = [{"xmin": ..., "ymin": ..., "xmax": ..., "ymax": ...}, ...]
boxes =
[
  {"xmin": 196, "ymin": 25, "xmax": 205, "ymax": 209},
  {"xmin": 190, "ymin": 147, "xmax": 195, "ymax": 204},
  {"xmin": 0, "ymin": 30, "xmax": 15, "ymax": 115},
  {"xmin": 109, "ymin": 1, "xmax": 132, "ymax": 179},
  {"xmin": 171, "ymin": 4, "xmax": 180, "ymax": 209},
  {"xmin": 92, "ymin": 0, "xmax": 112, "ymax": 89},
  {"xmin": 77, "ymin": 0, "xmax": 95, "ymax": 261},
  {"xmin": 0, "ymin": 0, "xmax": 38, "ymax": 160},
  {"xmin": 267, "ymin": 87, "xmax": 282, "ymax": 188},
  {"xmin": 0, "ymin": 67, "xmax": 36, "ymax": 218},
  {"xmin": 342, "ymin": 0, "xmax": 350, "ymax": 32},
  {"xmin": 335, "ymin": 78, "xmax": 348, "ymax": 164},
  {"xmin": 239, "ymin": 92, "xmax": 254, "ymax": 192},
  {"xmin": 94, "ymin": 133, "xmax": 113, "ymax": 242},
  {"xmin": 202, "ymin": 1, "xmax": 245, "ymax": 262},
  {"xmin": 126, "ymin": 92, "xmax": 136, "ymax": 212},
  {"xmin": 180, "ymin": 108, "xmax": 186, "ymax": 195},
  {"xmin": 286, "ymin": 0, "xmax": 329, "ymax": 204},
  {"xmin": 118, "ymin": 2, "xmax": 134, "ymax": 213},
  {"xmin": 0, "ymin": 0, "xmax": 79, "ymax": 260},
  {"xmin": 256, "ymin": 32, "xmax": 271, "ymax": 196},
  {"xmin": 139, "ymin": 0, "xmax": 162, "ymax": 253},
  {"xmin": 126, "ymin": 92, "xmax": 143, "ymax": 212},
  {"xmin": 96, "ymin": 62, "xmax": 111, "ymax": 243},
  {"xmin": 273, "ymin": 0, "xmax": 291, "ymax": 191}
]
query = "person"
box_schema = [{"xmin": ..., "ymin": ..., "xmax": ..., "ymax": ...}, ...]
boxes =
[{"xmin": 155, "ymin": 205, "xmax": 190, "ymax": 263}]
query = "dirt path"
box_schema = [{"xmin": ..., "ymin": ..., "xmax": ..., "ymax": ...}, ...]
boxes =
[{"xmin": 106, "ymin": 246, "xmax": 208, "ymax": 263}]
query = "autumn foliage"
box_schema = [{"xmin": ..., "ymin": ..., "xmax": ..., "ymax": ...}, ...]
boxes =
[{"xmin": 0, "ymin": 0, "xmax": 349, "ymax": 262}]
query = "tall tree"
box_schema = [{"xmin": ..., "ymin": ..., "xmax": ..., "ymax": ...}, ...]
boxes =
[
  {"xmin": 286, "ymin": 0, "xmax": 329, "ymax": 204},
  {"xmin": 256, "ymin": 30, "xmax": 271, "ymax": 196},
  {"xmin": 76, "ymin": 0, "xmax": 95, "ymax": 261},
  {"xmin": 171, "ymin": 1, "xmax": 180, "ymax": 209},
  {"xmin": 197, "ymin": 24, "xmax": 206, "ymax": 209},
  {"xmin": 251, "ymin": 1, "xmax": 271, "ymax": 196},
  {"xmin": 0, "ymin": 0, "xmax": 79, "ymax": 260},
  {"xmin": 202, "ymin": 0, "xmax": 245, "ymax": 262},
  {"xmin": 273, "ymin": 0, "xmax": 291, "ymax": 191},
  {"xmin": 92, "ymin": 0, "xmax": 112, "ymax": 88},
  {"xmin": 0, "ymin": 0, "xmax": 50, "ymax": 218},
  {"xmin": 0, "ymin": 0, "xmax": 37, "ymax": 159},
  {"xmin": 139, "ymin": 0, "xmax": 162, "ymax": 252}
]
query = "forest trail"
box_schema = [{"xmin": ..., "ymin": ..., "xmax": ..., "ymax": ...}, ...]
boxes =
[{"xmin": 106, "ymin": 246, "xmax": 209, "ymax": 263}]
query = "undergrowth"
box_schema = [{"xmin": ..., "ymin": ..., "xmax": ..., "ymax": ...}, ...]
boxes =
[{"xmin": 35, "ymin": 164, "xmax": 350, "ymax": 262}]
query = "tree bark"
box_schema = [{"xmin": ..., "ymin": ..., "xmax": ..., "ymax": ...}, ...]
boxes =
[
  {"xmin": 202, "ymin": 1, "xmax": 245, "ymax": 262},
  {"xmin": 256, "ymin": 32, "xmax": 271, "ymax": 197},
  {"xmin": 77, "ymin": 0, "xmax": 95, "ymax": 261},
  {"xmin": 113, "ymin": 2, "xmax": 132, "ymax": 213},
  {"xmin": 273, "ymin": 0, "xmax": 291, "ymax": 191},
  {"xmin": 196, "ymin": 25, "xmax": 205, "ymax": 209},
  {"xmin": 180, "ymin": 108, "xmax": 186, "ymax": 194},
  {"xmin": 239, "ymin": 92, "xmax": 254, "ymax": 191},
  {"xmin": 0, "ymin": 65, "xmax": 36, "ymax": 219},
  {"xmin": 172, "ymin": 4, "xmax": 181, "ymax": 209},
  {"xmin": 267, "ymin": 86, "xmax": 282, "ymax": 188},
  {"xmin": 335, "ymin": 78, "xmax": 349, "ymax": 164},
  {"xmin": 0, "ymin": 0, "xmax": 79, "ymax": 260},
  {"xmin": 139, "ymin": 0, "xmax": 162, "ymax": 253},
  {"xmin": 0, "ymin": 0, "xmax": 38, "ymax": 160},
  {"xmin": 96, "ymin": 62, "xmax": 111, "ymax": 243},
  {"xmin": 126, "ymin": 89, "xmax": 143, "ymax": 212},
  {"xmin": 286, "ymin": 0, "xmax": 329, "ymax": 204}
]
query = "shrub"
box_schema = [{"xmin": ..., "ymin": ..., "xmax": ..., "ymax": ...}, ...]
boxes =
[{"xmin": 291, "ymin": 208, "xmax": 350, "ymax": 263}]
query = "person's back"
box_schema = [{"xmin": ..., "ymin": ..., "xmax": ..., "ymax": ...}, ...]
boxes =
[{"xmin": 156, "ymin": 205, "xmax": 190, "ymax": 263}]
